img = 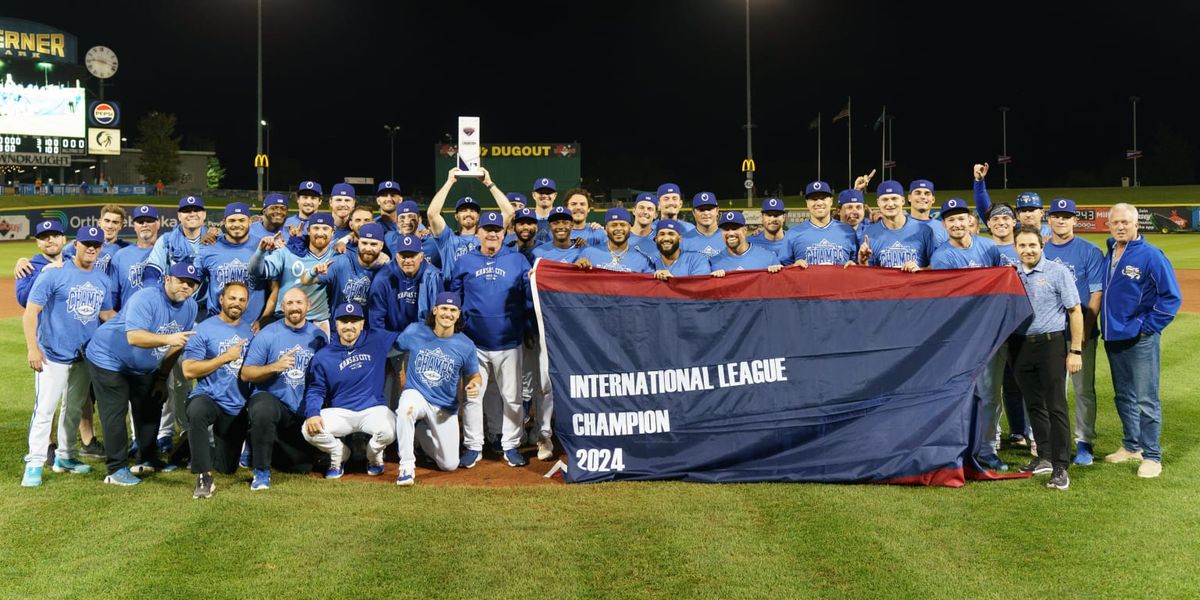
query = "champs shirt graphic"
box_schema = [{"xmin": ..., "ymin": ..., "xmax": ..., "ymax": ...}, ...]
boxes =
[
  {"xmin": 94, "ymin": 253, "xmax": 113, "ymax": 273},
  {"xmin": 218, "ymin": 335, "xmax": 248, "ymax": 375},
  {"xmin": 154, "ymin": 321, "xmax": 184, "ymax": 360},
  {"xmin": 878, "ymin": 242, "xmax": 918, "ymax": 268},
  {"xmin": 281, "ymin": 345, "xmax": 314, "ymax": 389},
  {"xmin": 342, "ymin": 275, "xmax": 371, "ymax": 305},
  {"xmin": 66, "ymin": 281, "xmax": 105, "ymax": 325},
  {"xmin": 1052, "ymin": 257, "xmax": 1078, "ymax": 281},
  {"xmin": 126, "ymin": 261, "xmax": 148, "ymax": 292},
  {"xmin": 805, "ymin": 239, "xmax": 851, "ymax": 265},
  {"xmin": 215, "ymin": 259, "xmax": 251, "ymax": 289},
  {"xmin": 414, "ymin": 347, "xmax": 456, "ymax": 386}
]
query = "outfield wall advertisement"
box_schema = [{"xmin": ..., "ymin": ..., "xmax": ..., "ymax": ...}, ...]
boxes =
[{"xmin": 0, "ymin": 205, "xmax": 224, "ymax": 240}]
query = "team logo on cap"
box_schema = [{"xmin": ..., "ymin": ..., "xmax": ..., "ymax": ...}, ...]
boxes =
[
  {"xmin": 1058, "ymin": 200, "xmax": 1068, "ymax": 208},
  {"xmin": 541, "ymin": 179, "xmax": 549, "ymax": 186},
  {"xmin": 726, "ymin": 212, "xmax": 735, "ymax": 219},
  {"xmin": 702, "ymin": 193, "xmax": 710, "ymax": 201},
  {"xmin": 385, "ymin": 182, "xmax": 394, "ymax": 188},
  {"xmin": 139, "ymin": 206, "xmax": 149, "ymax": 214},
  {"xmin": 305, "ymin": 182, "xmax": 314, "ymax": 189},
  {"xmin": 40, "ymin": 222, "xmax": 51, "ymax": 230},
  {"xmin": 89, "ymin": 227, "xmax": 99, "ymax": 236},
  {"xmin": 813, "ymin": 183, "xmax": 822, "ymax": 190},
  {"xmin": 185, "ymin": 197, "xmax": 196, "ymax": 204}
]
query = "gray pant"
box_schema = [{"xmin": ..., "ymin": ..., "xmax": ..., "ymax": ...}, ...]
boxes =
[{"xmin": 1071, "ymin": 335, "xmax": 1099, "ymax": 444}]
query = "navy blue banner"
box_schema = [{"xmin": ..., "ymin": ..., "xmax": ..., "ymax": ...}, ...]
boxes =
[{"xmin": 533, "ymin": 262, "xmax": 1032, "ymax": 485}]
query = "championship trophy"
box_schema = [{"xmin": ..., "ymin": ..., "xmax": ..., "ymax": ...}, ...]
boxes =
[{"xmin": 456, "ymin": 116, "xmax": 484, "ymax": 177}]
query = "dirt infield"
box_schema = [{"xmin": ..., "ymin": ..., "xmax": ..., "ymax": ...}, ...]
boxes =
[{"xmin": 319, "ymin": 451, "xmax": 567, "ymax": 487}]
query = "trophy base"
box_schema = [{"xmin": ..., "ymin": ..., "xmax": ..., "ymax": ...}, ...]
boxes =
[{"xmin": 457, "ymin": 157, "xmax": 484, "ymax": 178}]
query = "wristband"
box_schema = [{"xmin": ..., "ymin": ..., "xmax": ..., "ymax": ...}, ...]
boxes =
[{"xmin": 1069, "ymin": 349, "xmax": 1082, "ymax": 355}]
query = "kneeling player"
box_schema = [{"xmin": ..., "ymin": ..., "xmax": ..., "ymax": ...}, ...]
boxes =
[{"xmin": 392, "ymin": 293, "xmax": 481, "ymax": 486}]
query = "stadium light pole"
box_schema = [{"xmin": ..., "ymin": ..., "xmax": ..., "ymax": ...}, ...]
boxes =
[
  {"xmin": 1130, "ymin": 96, "xmax": 1139, "ymax": 187},
  {"xmin": 384, "ymin": 125, "xmax": 400, "ymax": 181},
  {"xmin": 36, "ymin": 62, "xmax": 53, "ymax": 86},
  {"xmin": 261, "ymin": 119, "xmax": 270, "ymax": 191},
  {"xmin": 742, "ymin": 0, "xmax": 755, "ymax": 208},
  {"xmin": 999, "ymin": 106, "xmax": 1009, "ymax": 189},
  {"xmin": 256, "ymin": 0, "xmax": 264, "ymax": 202}
]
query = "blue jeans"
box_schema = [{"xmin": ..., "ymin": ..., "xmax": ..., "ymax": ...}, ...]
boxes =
[{"xmin": 1105, "ymin": 332, "xmax": 1162, "ymax": 461}]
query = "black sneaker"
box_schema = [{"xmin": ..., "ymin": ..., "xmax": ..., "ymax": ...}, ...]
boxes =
[
  {"xmin": 1019, "ymin": 458, "xmax": 1053, "ymax": 475},
  {"xmin": 1046, "ymin": 466, "xmax": 1070, "ymax": 490},
  {"xmin": 193, "ymin": 473, "xmax": 215, "ymax": 499},
  {"xmin": 80, "ymin": 438, "xmax": 106, "ymax": 459}
]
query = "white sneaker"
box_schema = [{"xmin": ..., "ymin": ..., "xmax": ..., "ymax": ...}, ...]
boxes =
[
  {"xmin": 1137, "ymin": 459, "xmax": 1162, "ymax": 478},
  {"xmin": 1105, "ymin": 447, "xmax": 1143, "ymax": 464},
  {"xmin": 536, "ymin": 435, "xmax": 555, "ymax": 461}
]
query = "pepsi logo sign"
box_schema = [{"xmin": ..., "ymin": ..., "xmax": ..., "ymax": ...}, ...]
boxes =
[{"xmin": 92, "ymin": 103, "xmax": 117, "ymax": 125}]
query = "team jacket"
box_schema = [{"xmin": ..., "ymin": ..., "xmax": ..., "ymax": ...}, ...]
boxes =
[
  {"xmin": 1101, "ymin": 236, "xmax": 1182, "ymax": 342},
  {"xmin": 367, "ymin": 261, "xmax": 443, "ymax": 332},
  {"xmin": 304, "ymin": 329, "xmax": 395, "ymax": 418}
]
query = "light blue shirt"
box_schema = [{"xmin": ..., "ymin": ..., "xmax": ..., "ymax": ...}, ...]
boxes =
[
  {"xmin": 28, "ymin": 262, "xmax": 114, "ymax": 363},
  {"xmin": 1016, "ymin": 257, "xmax": 1081, "ymax": 335}
]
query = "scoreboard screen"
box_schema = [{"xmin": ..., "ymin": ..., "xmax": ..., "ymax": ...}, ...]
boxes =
[
  {"xmin": 0, "ymin": 134, "xmax": 86, "ymax": 154},
  {"xmin": 0, "ymin": 68, "xmax": 86, "ymax": 139}
]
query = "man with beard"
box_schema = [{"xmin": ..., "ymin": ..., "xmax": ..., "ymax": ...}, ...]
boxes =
[
  {"xmin": 110, "ymin": 206, "xmax": 164, "ymax": 310},
  {"xmin": 283, "ymin": 181, "xmax": 323, "ymax": 240},
  {"xmin": 250, "ymin": 194, "xmax": 289, "ymax": 241},
  {"xmin": 504, "ymin": 208, "xmax": 542, "ymax": 261},
  {"xmin": 837, "ymin": 189, "xmax": 869, "ymax": 238},
  {"xmin": 194, "ymin": 203, "xmax": 271, "ymax": 328},
  {"xmin": 374, "ymin": 180, "xmax": 404, "ymax": 235},
  {"xmin": 710, "ymin": 212, "xmax": 783, "ymax": 276},
  {"xmin": 562, "ymin": 188, "xmax": 607, "ymax": 246},
  {"xmin": 304, "ymin": 222, "xmax": 390, "ymax": 328},
  {"xmin": 532, "ymin": 207, "xmax": 583, "ymax": 264},
  {"xmin": 16, "ymin": 220, "xmax": 68, "ymax": 308},
  {"xmin": 650, "ymin": 221, "xmax": 711, "ymax": 279},
  {"xmin": 858, "ymin": 181, "xmax": 934, "ymax": 272},
  {"xmin": 972, "ymin": 163, "xmax": 1051, "ymax": 241},
  {"xmin": 327, "ymin": 183, "xmax": 358, "ymax": 242},
  {"xmin": 575, "ymin": 208, "xmax": 653, "ymax": 273},
  {"xmin": 181, "ymin": 282, "xmax": 254, "ymax": 498},
  {"xmin": 907, "ymin": 179, "xmax": 949, "ymax": 246},
  {"xmin": 240, "ymin": 288, "xmax": 329, "ymax": 490},
  {"xmin": 785, "ymin": 181, "xmax": 858, "ymax": 268},
  {"xmin": 427, "ymin": 167, "xmax": 517, "ymax": 283},
  {"xmin": 146, "ymin": 196, "xmax": 209, "ymax": 309},
  {"xmin": 656, "ymin": 183, "xmax": 695, "ymax": 234},
  {"xmin": 251, "ymin": 212, "xmax": 337, "ymax": 334},
  {"xmin": 681, "ymin": 192, "xmax": 724, "ymax": 259},
  {"xmin": 747, "ymin": 197, "xmax": 793, "ymax": 261}
]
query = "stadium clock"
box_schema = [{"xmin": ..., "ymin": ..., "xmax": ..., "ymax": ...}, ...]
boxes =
[{"xmin": 85, "ymin": 46, "xmax": 119, "ymax": 79}]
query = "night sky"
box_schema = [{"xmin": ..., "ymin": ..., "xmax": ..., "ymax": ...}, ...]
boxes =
[{"xmin": 11, "ymin": 1, "xmax": 1200, "ymax": 199}]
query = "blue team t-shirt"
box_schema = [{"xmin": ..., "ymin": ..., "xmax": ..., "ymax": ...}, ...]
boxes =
[
  {"xmin": 242, "ymin": 319, "xmax": 328, "ymax": 414},
  {"xmin": 184, "ymin": 317, "xmax": 254, "ymax": 415},
  {"xmin": 863, "ymin": 217, "xmax": 936, "ymax": 268},
  {"xmin": 650, "ymin": 251, "xmax": 712, "ymax": 276},
  {"xmin": 786, "ymin": 220, "xmax": 859, "ymax": 266},
  {"xmin": 930, "ymin": 236, "xmax": 1002, "ymax": 269},
  {"xmin": 28, "ymin": 262, "xmax": 114, "ymax": 363},
  {"xmin": 710, "ymin": 245, "xmax": 781, "ymax": 272},
  {"xmin": 394, "ymin": 322, "xmax": 481, "ymax": 412},
  {"xmin": 109, "ymin": 244, "xmax": 159, "ymax": 310},
  {"xmin": 85, "ymin": 285, "xmax": 199, "ymax": 374},
  {"xmin": 532, "ymin": 242, "xmax": 582, "ymax": 264},
  {"xmin": 681, "ymin": 229, "xmax": 724, "ymax": 259},
  {"xmin": 578, "ymin": 246, "xmax": 653, "ymax": 273},
  {"xmin": 194, "ymin": 236, "xmax": 269, "ymax": 320}
]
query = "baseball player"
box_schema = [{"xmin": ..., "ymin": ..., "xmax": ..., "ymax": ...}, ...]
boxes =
[
  {"xmin": 250, "ymin": 193, "xmax": 290, "ymax": 240},
  {"xmin": 16, "ymin": 220, "xmax": 67, "ymax": 309},
  {"xmin": 655, "ymin": 183, "xmax": 696, "ymax": 234},
  {"xmin": 374, "ymin": 180, "xmax": 404, "ymax": 234},
  {"xmin": 505, "ymin": 208, "xmax": 542, "ymax": 261},
  {"xmin": 20, "ymin": 226, "xmax": 117, "ymax": 487},
  {"xmin": 109, "ymin": 205, "xmax": 163, "ymax": 310},
  {"xmin": 562, "ymin": 188, "xmax": 607, "ymax": 246},
  {"xmin": 532, "ymin": 207, "xmax": 584, "ymax": 264},
  {"xmin": 628, "ymin": 192, "xmax": 659, "ymax": 254},
  {"xmin": 972, "ymin": 163, "xmax": 1051, "ymax": 239},
  {"xmin": 368, "ymin": 235, "xmax": 443, "ymax": 333},
  {"xmin": 681, "ymin": 192, "xmax": 724, "ymax": 258},
  {"xmin": 837, "ymin": 189, "xmax": 869, "ymax": 239},
  {"xmin": 58, "ymin": 204, "xmax": 132, "ymax": 274},
  {"xmin": 709, "ymin": 211, "xmax": 783, "ymax": 276},
  {"xmin": 907, "ymin": 179, "xmax": 949, "ymax": 246},
  {"xmin": 250, "ymin": 212, "xmax": 337, "ymax": 334},
  {"xmin": 858, "ymin": 180, "xmax": 935, "ymax": 271},
  {"xmin": 393, "ymin": 292, "xmax": 482, "ymax": 485},
  {"xmin": 181, "ymin": 282, "xmax": 254, "ymax": 498},
  {"xmin": 283, "ymin": 181, "xmax": 324, "ymax": 240},
  {"xmin": 84, "ymin": 262, "xmax": 200, "ymax": 485},
  {"xmin": 194, "ymin": 203, "xmax": 271, "ymax": 327},
  {"xmin": 240, "ymin": 288, "xmax": 329, "ymax": 490},
  {"xmin": 302, "ymin": 302, "xmax": 397, "ymax": 478},
  {"xmin": 785, "ymin": 181, "xmax": 859, "ymax": 268},
  {"xmin": 746, "ymin": 197, "xmax": 792, "ymax": 261},
  {"xmin": 575, "ymin": 208, "xmax": 654, "ymax": 273},
  {"xmin": 303, "ymin": 222, "xmax": 390, "ymax": 329},
  {"xmin": 145, "ymin": 196, "xmax": 209, "ymax": 306},
  {"xmin": 426, "ymin": 167, "xmax": 517, "ymax": 280},
  {"xmin": 650, "ymin": 220, "xmax": 712, "ymax": 279},
  {"xmin": 328, "ymin": 183, "xmax": 357, "ymax": 242}
]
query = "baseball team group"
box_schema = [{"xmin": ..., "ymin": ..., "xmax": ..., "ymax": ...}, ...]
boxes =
[{"xmin": 17, "ymin": 163, "xmax": 1182, "ymax": 496}]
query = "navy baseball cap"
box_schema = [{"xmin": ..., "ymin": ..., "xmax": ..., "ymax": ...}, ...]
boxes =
[
  {"xmin": 330, "ymin": 183, "xmax": 356, "ymax": 198},
  {"xmin": 1016, "ymin": 192, "xmax": 1043, "ymax": 209},
  {"xmin": 877, "ymin": 180, "xmax": 905, "ymax": 197},
  {"xmin": 169, "ymin": 261, "xmax": 201, "ymax": 283},
  {"xmin": 655, "ymin": 220, "xmax": 683, "ymax": 235},
  {"xmin": 940, "ymin": 198, "xmax": 970, "ymax": 218},
  {"xmin": 263, "ymin": 193, "xmax": 288, "ymax": 208},
  {"xmin": 546, "ymin": 206, "xmax": 572, "ymax": 222},
  {"xmin": 838, "ymin": 189, "xmax": 865, "ymax": 205},
  {"xmin": 507, "ymin": 192, "xmax": 528, "ymax": 207},
  {"xmin": 334, "ymin": 302, "xmax": 365, "ymax": 320},
  {"xmin": 533, "ymin": 178, "xmax": 557, "ymax": 192},
  {"xmin": 178, "ymin": 195, "xmax": 205, "ymax": 210},
  {"xmin": 224, "ymin": 202, "xmax": 250, "ymax": 219},
  {"xmin": 75, "ymin": 226, "xmax": 104, "ymax": 244},
  {"xmin": 513, "ymin": 208, "xmax": 538, "ymax": 223},
  {"xmin": 804, "ymin": 181, "xmax": 834, "ymax": 198},
  {"xmin": 605, "ymin": 207, "xmax": 632, "ymax": 224},
  {"xmin": 692, "ymin": 192, "xmax": 718, "ymax": 209},
  {"xmin": 910, "ymin": 179, "xmax": 935, "ymax": 193},
  {"xmin": 398, "ymin": 200, "xmax": 420, "ymax": 215},
  {"xmin": 479, "ymin": 211, "xmax": 504, "ymax": 229},
  {"xmin": 657, "ymin": 183, "xmax": 681, "ymax": 198},
  {"xmin": 309, "ymin": 212, "xmax": 334, "ymax": 227},
  {"xmin": 35, "ymin": 220, "xmax": 64, "ymax": 236},
  {"xmin": 297, "ymin": 181, "xmax": 323, "ymax": 196},
  {"xmin": 455, "ymin": 197, "xmax": 481, "ymax": 212},
  {"xmin": 718, "ymin": 211, "xmax": 746, "ymax": 228},
  {"xmin": 761, "ymin": 197, "xmax": 786, "ymax": 213},
  {"xmin": 132, "ymin": 205, "xmax": 160, "ymax": 221},
  {"xmin": 634, "ymin": 192, "xmax": 657, "ymax": 207},
  {"xmin": 376, "ymin": 180, "xmax": 401, "ymax": 194},
  {"xmin": 394, "ymin": 234, "xmax": 423, "ymax": 254},
  {"xmin": 435, "ymin": 292, "xmax": 461, "ymax": 308},
  {"xmin": 1048, "ymin": 198, "xmax": 1077, "ymax": 215},
  {"xmin": 357, "ymin": 222, "xmax": 386, "ymax": 242}
]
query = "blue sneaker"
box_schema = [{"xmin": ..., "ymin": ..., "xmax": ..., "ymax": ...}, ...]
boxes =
[
  {"xmin": 239, "ymin": 444, "xmax": 251, "ymax": 469},
  {"xmin": 21, "ymin": 465, "xmax": 43, "ymax": 487},
  {"xmin": 104, "ymin": 468, "xmax": 141, "ymax": 486},
  {"xmin": 251, "ymin": 469, "xmax": 271, "ymax": 491},
  {"xmin": 161, "ymin": 463, "xmax": 179, "ymax": 473},
  {"xmin": 157, "ymin": 436, "xmax": 174, "ymax": 456},
  {"xmin": 52, "ymin": 457, "xmax": 93, "ymax": 474},
  {"xmin": 366, "ymin": 463, "xmax": 385, "ymax": 477},
  {"xmin": 459, "ymin": 449, "xmax": 482, "ymax": 469},
  {"xmin": 324, "ymin": 464, "xmax": 344, "ymax": 479},
  {"xmin": 1074, "ymin": 441, "xmax": 1094, "ymax": 466},
  {"xmin": 503, "ymin": 449, "xmax": 528, "ymax": 467},
  {"xmin": 395, "ymin": 469, "xmax": 415, "ymax": 486},
  {"xmin": 978, "ymin": 454, "xmax": 1009, "ymax": 472}
]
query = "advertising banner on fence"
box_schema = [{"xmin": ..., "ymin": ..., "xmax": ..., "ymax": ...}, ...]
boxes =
[
  {"xmin": 0, "ymin": 205, "xmax": 223, "ymax": 238},
  {"xmin": 533, "ymin": 262, "xmax": 1032, "ymax": 486},
  {"xmin": 1073, "ymin": 205, "xmax": 1194, "ymax": 233}
]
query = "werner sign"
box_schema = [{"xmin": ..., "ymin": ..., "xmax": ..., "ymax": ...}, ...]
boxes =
[{"xmin": 0, "ymin": 18, "xmax": 77, "ymax": 63}]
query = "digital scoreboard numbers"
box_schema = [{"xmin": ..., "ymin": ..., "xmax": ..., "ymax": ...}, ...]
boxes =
[{"xmin": 0, "ymin": 135, "xmax": 86, "ymax": 154}]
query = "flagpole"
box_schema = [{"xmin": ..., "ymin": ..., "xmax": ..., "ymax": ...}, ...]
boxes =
[
  {"xmin": 887, "ymin": 115, "xmax": 894, "ymax": 180},
  {"xmin": 879, "ymin": 105, "xmax": 886, "ymax": 180},
  {"xmin": 817, "ymin": 113, "xmax": 822, "ymax": 181},
  {"xmin": 846, "ymin": 96, "xmax": 852, "ymax": 189}
]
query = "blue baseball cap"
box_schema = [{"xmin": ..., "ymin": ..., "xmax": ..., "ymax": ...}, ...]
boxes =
[
  {"xmin": 718, "ymin": 211, "xmax": 746, "ymax": 228},
  {"xmin": 655, "ymin": 220, "xmax": 683, "ymax": 235},
  {"xmin": 297, "ymin": 181, "xmax": 323, "ymax": 196},
  {"xmin": 761, "ymin": 197, "xmax": 786, "ymax": 213},
  {"xmin": 1016, "ymin": 192, "xmax": 1043, "ymax": 209},
  {"xmin": 224, "ymin": 202, "xmax": 250, "ymax": 219},
  {"xmin": 1048, "ymin": 198, "xmax": 1077, "ymax": 215},
  {"xmin": 435, "ymin": 292, "xmax": 461, "ymax": 308},
  {"xmin": 34, "ymin": 219, "xmax": 64, "ymax": 236},
  {"xmin": 910, "ymin": 179, "xmax": 935, "ymax": 193},
  {"xmin": 334, "ymin": 302, "xmax": 365, "ymax": 320},
  {"xmin": 178, "ymin": 195, "xmax": 205, "ymax": 210},
  {"xmin": 838, "ymin": 189, "xmax": 865, "ymax": 206},
  {"xmin": 533, "ymin": 178, "xmax": 557, "ymax": 192},
  {"xmin": 546, "ymin": 206, "xmax": 572, "ymax": 222},
  {"xmin": 513, "ymin": 208, "xmax": 538, "ymax": 223},
  {"xmin": 309, "ymin": 212, "xmax": 334, "ymax": 227},
  {"xmin": 263, "ymin": 193, "xmax": 288, "ymax": 208},
  {"xmin": 74, "ymin": 226, "xmax": 104, "ymax": 244},
  {"xmin": 479, "ymin": 211, "xmax": 504, "ymax": 229},
  {"xmin": 692, "ymin": 192, "xmax": 718, "ymax": 208},
  {"xmin": 507, "ymin": 192, "xmax": 528, "ymax": 206},
  {"xmin": 877, "ymin": 180, "xmax": 905, "ymax": 197},
  {"xmin": 634, "ymin": 192, "xmax": 657, "ymax": 207},
  {"xmin": 940, "ymin": 198, "xmax": 970, "ymax": 218},
  {"xmin": 169, "ymin": 261, "xmax": 201, "ymax": 283},
  {"xmin": 376, "ymin": 180, "xmax": 401, "ymax": 194},
  {"xmin": 357, "ymin": 222, "xmax": 386, "ymax": 242},
  {"xmin": 804, "ymin": 181, "xmax": 834, "ymax": 197},
  {"xmin": 131, "ymin": 205, "xmax": 159, "ymax": 221},
  {"xmin": 605, "ymin": 207, "xmax": 632, "ymax": 224},
  {"xmin": 455, "ymin": 197, "xmax": 481, "ymax": 212},
  {"xmin": 394, "ymin": 234, "xmax": 423, "ymax": 254},
  {"xmin": 397, "ymin": 200, "xmax": 420, "ymax": 215},
  {"xmin": 330, "ymin": 183, "xmax": 356, "ymax": 198},
  {"xmin": 657, "ymin": 183, "xmax": 681, "ymax": 198}
]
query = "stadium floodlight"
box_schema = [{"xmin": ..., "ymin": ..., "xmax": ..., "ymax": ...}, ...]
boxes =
[{"xmin": 36, "ymin": 62, "xmax": 53, "ymax": 85}]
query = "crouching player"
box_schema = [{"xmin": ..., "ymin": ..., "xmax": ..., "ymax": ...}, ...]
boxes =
[{"xmin": 392, "ymin": 293, "xmax": 481, "ymax": 485}]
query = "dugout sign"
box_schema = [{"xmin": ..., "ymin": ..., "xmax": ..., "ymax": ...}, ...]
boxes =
[{"xmin": 533, "ymin": 262, "xmax": 1032, "ymax": 485}]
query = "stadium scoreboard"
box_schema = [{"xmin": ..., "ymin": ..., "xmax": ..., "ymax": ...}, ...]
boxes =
[{"xmin": 0, "ymin": 134, "xmax": 86, "ymax": 155}]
